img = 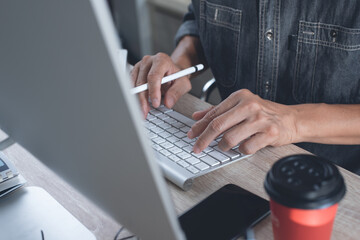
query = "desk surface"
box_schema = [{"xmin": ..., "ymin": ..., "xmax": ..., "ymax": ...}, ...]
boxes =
[{"xmin": 1, "ymin": 93, "xmax": 360, "ymax": 239}]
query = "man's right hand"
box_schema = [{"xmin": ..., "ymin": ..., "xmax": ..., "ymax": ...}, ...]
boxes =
[{"xmin": 131, "ymin": 53, "xmax": 192, "ymax": 118}]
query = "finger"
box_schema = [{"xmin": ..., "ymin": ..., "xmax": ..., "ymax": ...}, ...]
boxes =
[
  {"xmin": 137, "ymin": 90, "xmax": 150, "ymax": 119},
  {"xmin": 192, "ymin": 105, "xmax": 249, "ymax": 153},
  {"xmin": 135, "ymin": 59, "xmax": 152, "ymax": 116},
  {"xmin": 238, "ymin": 132, "xmax": 269, "ymax": 155},
  {"xmin": 188, "ymin": 95, "xmax": 239, "ymax": 139},
  {"xmin": 160, "ymin": 82, "xmax": 172, "ymax": 96},
  {"xmin": 163, "ymin": 77, "xmax": 191, "ymax": 109},
  {"xmin": 217, "ymin": 119, "xmax": 259, "ymax": 151},
  {"xmin": 147, "ymin": 55, "xmax": 172, "ymax": 108},
  {"xmin": 130, "ymin": 63, "xmax": 140, "ymax": 87},
  {"xmin": 141, "ymin": 92, "xmax": 150, "ymax": 119},
  {"xmin": 192, "ymin": 106, "xmax": 215, "ymax": 121}
]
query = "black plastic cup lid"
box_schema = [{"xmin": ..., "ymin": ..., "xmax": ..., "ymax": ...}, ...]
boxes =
[{"xmin": 264, "ymin": 154, "xmax": 346, "ymax": 209}]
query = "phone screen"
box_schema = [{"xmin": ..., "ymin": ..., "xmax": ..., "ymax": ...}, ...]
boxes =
[{"xmin": 179, "ymin": 184, "xmax": 270, "ymax": 240}]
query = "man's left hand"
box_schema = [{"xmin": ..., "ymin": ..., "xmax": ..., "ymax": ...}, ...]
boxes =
[{"xmin": 187, "ymin": 89, "xmax": 299, "ymax": 155}]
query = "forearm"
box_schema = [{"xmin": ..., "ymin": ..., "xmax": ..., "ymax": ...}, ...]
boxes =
[
  {"xmin": 294, "ymin": 104, "xmax": 360, "ymax": 144},
  {"xmin": 170, "ymin": 36, "xmax": 207, "ymax": 74}
]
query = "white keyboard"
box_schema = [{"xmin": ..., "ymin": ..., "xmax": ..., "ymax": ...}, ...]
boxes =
[{"xmin": 145, "ymin": 105, "xmax": 249, "ymax": 190}]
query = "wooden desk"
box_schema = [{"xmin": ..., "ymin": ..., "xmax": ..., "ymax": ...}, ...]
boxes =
[{"xmin": 1, "ymin": 93, "xmax": 359, "ymax": 239}]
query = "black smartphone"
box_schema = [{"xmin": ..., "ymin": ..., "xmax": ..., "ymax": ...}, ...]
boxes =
[{"xmin": 179, "ymin": 184, "xmax": 270, "ymax": 240}]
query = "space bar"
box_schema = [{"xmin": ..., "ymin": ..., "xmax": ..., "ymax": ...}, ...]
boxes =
[{"xmin": 167, "ymin": 111, "xmax": 196, "ymax": 127}]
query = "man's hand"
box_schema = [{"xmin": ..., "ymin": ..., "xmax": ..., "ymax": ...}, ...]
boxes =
[
  {"xmin": 188, "ymin": 89, "xmax": 298, "ymax": 154},
  {"xmin": 131, "ymin": 53, "xmax": 192, "ymax": 118}
]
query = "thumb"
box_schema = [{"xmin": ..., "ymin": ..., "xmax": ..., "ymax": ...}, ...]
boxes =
[{"xmin": 163, "ymin": 78, "xmax": 191, "ymax": 108}]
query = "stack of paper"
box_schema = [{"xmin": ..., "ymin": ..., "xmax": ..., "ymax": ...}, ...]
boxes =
[{"xmin": 0, "ymin": 153, "xmax": 26, "ymax": 197}]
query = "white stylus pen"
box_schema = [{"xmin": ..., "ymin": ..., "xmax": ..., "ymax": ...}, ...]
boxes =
[{"xmin": 130, "ymin": 64, "xmax": 204, "ymax": 94}]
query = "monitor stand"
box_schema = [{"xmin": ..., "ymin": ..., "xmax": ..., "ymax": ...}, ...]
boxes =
[{"xmin": 0, "ymin": 187, "xmax": 96, "ymax": 240}]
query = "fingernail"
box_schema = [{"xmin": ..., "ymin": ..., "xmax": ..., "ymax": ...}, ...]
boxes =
[
  {"xmin": 152, "ymin": 98, "xmax": 159, "ymax": 107},
  {"xmin": 187, "ymin": 129, "xmax": 194, "ymax": 138},
  {"xmin": 193, "ymin": 145, "xmax": 200, "ymax": 154}
]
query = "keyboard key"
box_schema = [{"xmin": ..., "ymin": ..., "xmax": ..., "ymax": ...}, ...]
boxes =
[
  {"xmin": 152, "ymin": 144, "xmax": 163, "ymax": 151},
  {"xmin": 167, "ymin": 136, "xmax": 180, "ymax": 143},
  {"xmin": 166, "ymin": 127, "xmax": 179, "ymax": 134},
  {"xmin": 158, "ymin": 131, "xmax": 171, "ymax": 138},
  {"xmin": 157, "ymin": 114, "xmax": 169, "ymax": 120},
  {"xmin": 148, "ymin": 132, "xmax": 157, "ymax": 139},
  {"xmin": 160, "ymin": 149, "xmax": 171, "ymax": 157},
  {"xmin": 180, "ymin": 126, "xmax": 191, "ymax": 133},
  {"xmin": 169, "ymin": 154, "xmax": 180, "ymax": 162},
  {"xmin": 203, "ymin": 147, "xmax": 213, "ymax": 153},
  {"xmin": 152, "ymin": 137, "xmax": 165, "ymax": 144},
  {"xmin": 157, "ymin": 105, "xmax": 173, "ymax": 113},
  {"xmin": 185, "ymin": 157, "xmax": 200, "ymax": 165},
  {"xmin": 209, "ymin": 141, "xmax": 218, "ymax": 147},
  {"xmin": 195, "ymin": 162, "xmax": 209, "ymax": 171},
  {"xmin": 149, "ymin": 109, "xmax": 162, "ymax": 116},
  {"xmin": 158, "ymin": 122, "xmax": 172, "ymax": 129},
  {"xmin": 146, "ymin": 113, "xmax": 156, "ymax": 121},
  {"xmin": 214, "ymin": 146, "xmax": 240, "ymax": 159},
  {"xmin": 201, "ymin": 156, "xmax": 220, "ymax": 167},
  {"xmin": 208, "ymin": 150, "xmax": 230, "ymax": 163},
  {"xmin": 160, "ymin": 142, "xmax": 174, "ymax": 149},
  {"xmin": 174, "ymin": 131, "xmax": 187, "ymax": 139},
  {"xmin": 174, "ymin": 140, "xmax": 188, "ymax": 148},
  {"xmin": 167, "ymin": 111, "xmax": 196, "ymax": 127},
  {"xmin": 177, "ymin": 152, "xmax": 192, "ymax": 159},
  {"xmin": 177, "ymin": 160, "xmax": 190, "ymax": 168},
  {"xmin": 183, "ymin": 146, "xmax": 193, "ymax": 153},
  {"xmin": 172, "ymin": 122, "xmax": 185, "ymax": 128},
  {"xmin": 152, "ymin": 127, "xmax": 164, "ymax": 134},
  {"xmin": 164, "ymin": 117, "xmax": 177, "ymax": 124},
  {"xmin": 187, "ymin": 166, "xmax": 200, "ymax": 174},
  {"xmin": 168, "ymin": 146, "xmax": 182, "ymax": 154},
  {"xmin": 191, "ymin": 152, "xmax": 206, "ymax": 158},
  {"xmin": 152, "ymin": 119, "xmax": 164, "ymax": 125},
  {"xmin": 145, "ymin": 122, "xmax": 156, "ymax": 129},
  {"xmin": 232, "ymin": 148, "xmax": 245, "ymax": 156},
  {"xmin": 182, "ymin": 137, "xmax": 196, "ymax": 144}
]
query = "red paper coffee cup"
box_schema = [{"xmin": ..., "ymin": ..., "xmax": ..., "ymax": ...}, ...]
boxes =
[{"xmin": 264, "ymin": 154, "xmax": 346, "ymax": 240}]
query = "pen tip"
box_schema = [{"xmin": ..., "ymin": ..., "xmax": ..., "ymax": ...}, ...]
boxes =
[{"xmin": 196, "ymin": 64, "xmax": 204, "ymax": 71}]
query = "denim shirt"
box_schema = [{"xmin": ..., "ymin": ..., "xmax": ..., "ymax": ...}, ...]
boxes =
[{"xmin": 175, "ymin": 0, "xmax": 360, "ymax": 172}]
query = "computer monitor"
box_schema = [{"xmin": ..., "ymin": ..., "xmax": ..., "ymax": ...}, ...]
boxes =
[{"xmin": 0, "ymin": 0, "xmax": 184, "ymax": 239}]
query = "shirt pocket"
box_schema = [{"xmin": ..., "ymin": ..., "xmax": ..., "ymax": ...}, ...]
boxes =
[
  {"xmin": 199, "ymin": 0, "xmax": 242, "ymax": 88},
  {"xmin": 293, "ymin": 21, "xmax": 360, "ymax": 104}
]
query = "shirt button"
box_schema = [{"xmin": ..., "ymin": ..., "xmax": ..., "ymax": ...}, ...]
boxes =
[
  {"xmin": 330, "ymin": 30, "xmax": 337, "ymax": 38},
  {"xmin": 265, "ymin": 29, "xmax": 273, "ymax": 40},
  {"xmin": 265, "ymin": 81, "xmax": 270, "ymax": 92}
]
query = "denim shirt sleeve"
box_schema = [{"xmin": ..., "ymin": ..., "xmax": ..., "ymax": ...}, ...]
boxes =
[{"xmin": 174, "ymin": 4, "xmax": 199, "ymax": 45}]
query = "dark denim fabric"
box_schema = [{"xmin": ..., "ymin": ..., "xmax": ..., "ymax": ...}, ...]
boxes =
[{"xmin": 175, "ymin": 0, "xmax": 360, "ymax": 172}]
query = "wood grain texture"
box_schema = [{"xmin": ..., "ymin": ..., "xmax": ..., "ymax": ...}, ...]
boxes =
[{"xmin": 1, "ymin": 93, "xmax": 359, "ymax": 240}]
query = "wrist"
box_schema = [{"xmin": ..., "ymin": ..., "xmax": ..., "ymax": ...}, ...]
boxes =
[
  {"xmin": 292, "ymin": 103, "xmax": 325, "ymax": 143},
  {"xmin": 171, "ymin": 36, "xmax": 206, "ymax": 75}
]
